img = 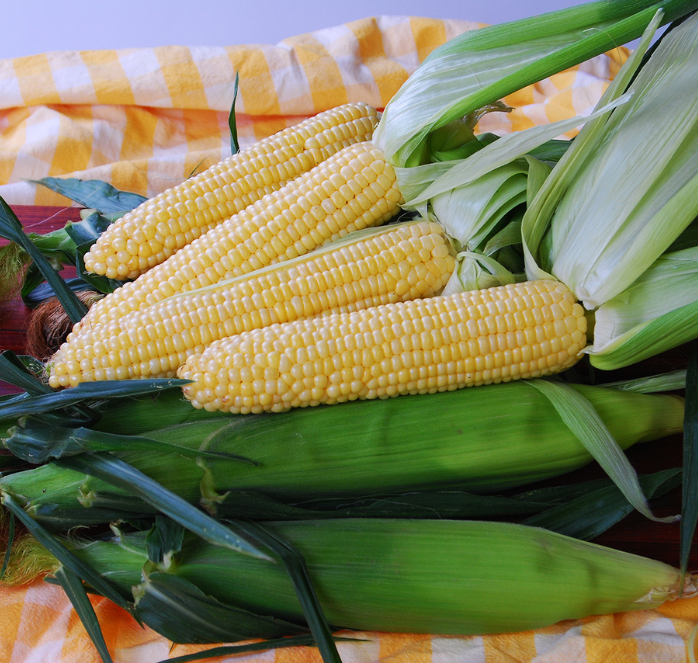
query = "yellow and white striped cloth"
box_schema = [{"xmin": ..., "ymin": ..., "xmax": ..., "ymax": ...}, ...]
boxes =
[
  {"xmin": 0, "ymin": 16, "xmax": 626, "ymax": 206},
  {"xmin": 3, "ymin": 14, "xmax": 693, "ymax": 663},
  {"xmin": 2, "ymin": 579, "xmax": 698, "ymax": 662}
]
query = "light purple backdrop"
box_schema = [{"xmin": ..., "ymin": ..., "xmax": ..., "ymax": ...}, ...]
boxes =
[{"xmin": 3, "ymin": 0, "xmax": 592, "ymax": 59}]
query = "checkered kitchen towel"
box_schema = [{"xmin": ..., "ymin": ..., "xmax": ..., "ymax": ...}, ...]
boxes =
[
  {"xmin": 2, "ymin": 579, "xmax": 698, "ymax": 662},
  {"xmin": 4, "ymin": 14, "xmax": 692, "ymax": 663},
  {"xmin": 0, "ymin": 16, "xmax": 626, "ymax": 206}
]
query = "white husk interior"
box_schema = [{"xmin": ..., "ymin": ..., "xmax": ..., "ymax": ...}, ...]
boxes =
[
  {"xmin": 430, "ymin": 160, "xmax": 529, "ymax": 252},
  {"xmin": 397, "ymin": 98, "xmax": 628, "ymax": 211},
  {"xmin": 442, "ymin": 252, "xmax": 516, "ymax": 295}
]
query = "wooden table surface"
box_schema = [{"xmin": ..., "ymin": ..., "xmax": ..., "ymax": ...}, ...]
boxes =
[{"xmin": 0, "ymin": 205, "xmax": 695, "ymax": 570}]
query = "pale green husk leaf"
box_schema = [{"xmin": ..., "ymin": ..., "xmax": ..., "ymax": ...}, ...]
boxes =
[
  {"xmin": 522, "ymin": 10, "xmax": 661, "ymax": 284},
  {"xmin": 600, "ymin": 370, "xmax": 687, "ymax": 393},
  {"xmin": 591, "ymin": 247, "xmax": 698, "ymax": 357},
  {"xmin": 526, "ymin": 379, "xmax": 678, "ymax": 523},
  {"xmin": 544, "ymin": 11, "xmax": 698, "ymax": 308},
  {"xmin": 398, "ymin": 96, "xmax": 629, "ymax": 210},
  {"xmin": 430, "ymin": 160, "xmax": 530, "ymax": 251},
  {"xmin": 442, "ymin": 252, "xmax": 517, "ymax": 295},
  {"xmin": 372, "ymin": 1, "xmax": 689, "ymax": 167}
]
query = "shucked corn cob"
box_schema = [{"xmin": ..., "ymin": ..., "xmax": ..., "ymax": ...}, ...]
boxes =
[
  {"xmin": 47, "ymin": 222, "xmax": 455, "ymax": 386},
  {"xmin": 83, "ymin": 103, "xmax": 379, "ymax": 280},
  {"xmin": 179, "ymin": 279, "xmax": 586, "ymax": 413},
  {"xmin": 71, "ymin": 141, "xmax": 403, "ymax": 333}
]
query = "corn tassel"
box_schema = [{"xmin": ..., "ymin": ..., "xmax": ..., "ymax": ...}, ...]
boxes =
[
  {"xmin": 84, "ymin": 103, "xmax": 379, "ymax": 279},
  {"xmin": 48, "ymin": 222, "xmax": 455, "ymax": 386}
]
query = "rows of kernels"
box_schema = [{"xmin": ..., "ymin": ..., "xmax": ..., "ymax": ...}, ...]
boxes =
[
  {"xmin": 178, "ymin": 280, "xmax": 587, "ymax": 414},
  {"xmin": 74, "ymin": 141, "xmax": 403, "ymax": 333},
  {"xmin": 84, "ymin": 103, "xmax": 379, "ymax": 280},
  {"xmin": 46, "ymin": 222, "xmax": 455, "ymax": 387}
]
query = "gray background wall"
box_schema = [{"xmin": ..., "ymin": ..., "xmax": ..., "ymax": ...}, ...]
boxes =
[{"xmin": 4, "ymin": 0, "xmax": 591, "ymax": 59}]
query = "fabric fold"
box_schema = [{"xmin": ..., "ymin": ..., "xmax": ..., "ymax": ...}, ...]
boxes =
[{"xmin": 0, "ymin": 16, "xmax": 626, "ymax": 206}]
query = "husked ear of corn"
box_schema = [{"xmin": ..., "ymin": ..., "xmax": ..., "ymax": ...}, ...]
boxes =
[
  {"xmin": 83, "ymin": 103, "xmax": 379, "ymax": 280},
  {"xmin": 70, "ymin": 141, "xmax": 403, "ymax": 334},
  {"xmin": 178, "ymin": 279, "xmax": 586, "ymax": 413},
  {"xmin": 47, "ymin": 222, "xmax": 455, "ymax": 386}
]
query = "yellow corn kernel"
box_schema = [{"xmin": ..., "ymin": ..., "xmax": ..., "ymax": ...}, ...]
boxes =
[
  {"xmin": 178, "ymin": 280, "xmax": 587, "ymax": 414},
  {"xmin": 46, "ymin": 222, "xmax": 455, "ymax": 387},
  {"xmin": 72, "ymin": 142, "xmax": 403, "ymax": 334},
  {"xmin": 84, "ymin": 103, "xmax": 379, "ymax": 280}
]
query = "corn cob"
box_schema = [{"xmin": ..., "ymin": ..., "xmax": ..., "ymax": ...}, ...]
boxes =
[
  {"xmin": 83, "ymin": 103, "xmax": 379, "ymax": 280},
  {"xmin": 47, "ymin": 222, "xmax": 455, "ymax": 387},
  {"xmin": 179, "ymin": 279, "xmax": 586, "ymax": 413},
  {"xmin": 65, "ymin": 521, "xmax": 691, "ymax": 638},
  {"xmin": 1, "ymin": 382, "xmax": 681, "ymax": 531},
  {"xmin": 71, "ymin": 141, "xmax": 403, "ymax": 334}
]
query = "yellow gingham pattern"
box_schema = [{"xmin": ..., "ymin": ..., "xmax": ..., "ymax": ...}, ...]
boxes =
[
  {"xmin": 0, "ymin": 16, "xmax": 627, "ymax": 207},
  {"xmin": 2, "ymin": 14, "xmax": 692, "ymax": 663},
  {"xmin": 1, "ymin": 580, "xmax": 697, "ymax": 662}
]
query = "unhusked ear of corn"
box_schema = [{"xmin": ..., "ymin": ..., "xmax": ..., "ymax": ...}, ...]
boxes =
[
  {"xmin": 64, "ymin": 520, "xmax": 692, "ymax": 638},
  {"xmin": 0, "ymin": 381, "xmax": 683, "ymax": 528},
  {"xmin": 71, "ymin": 141, "xmax": 403, "ymax": 334},
  {"xmin": 47, "ymin": 222, "xmax": 455, "ymax": 386},
  {"xmin": 178, "ymin": 279, "xmax": 586, "ymax": 413},
  {"xmin": 83, "ymin": 103, "xmax": 379, "ymax": 280}
]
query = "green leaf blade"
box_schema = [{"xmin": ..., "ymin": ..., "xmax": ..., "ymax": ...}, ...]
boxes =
[
  {"xmin": 524, "ymin": 468, "xmax": 682, "ymax": 540},
  {"xmin": 525, "ymin": 379, "xmax": 677, "ymax": 524},
  {"xmin": 53, "ymin": 566, "xmax": 114, "ymax": 663},
  {"xmin": 228, "ymin": 72, "xmax": 240, "ymax": 156},
  {"xmin": 0, "ymin": 494, "xmax": 133, "ymax": 611},
  {"xmin": 54, "ymin": 454, "xmax": 271, "ymax": 561},
  {"xmin": 134, "ymin": 572, "xmax": 305, "ymax": 644},
  {"xmin": 0, "ymin": 379, "xmax": 190, "ymax": 421},
  {"xmin": 158, "ymin": 635, "xmax": 323, "ymax": 663},
  {"xmin": 0, "ymin": 197, "xmax": 87, "ymax": 323},
  {"xmin": 32, "ymin": 178, "xmax": 146, "ymax": 215}
]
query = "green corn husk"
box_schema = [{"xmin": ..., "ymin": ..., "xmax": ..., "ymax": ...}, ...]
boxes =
[
  {"xmin": 540, "ymin": 13, "xmax": 698, "ymax": 307},
  {"xmin": 373, "ymin": 0, "xmax": 698, "ymax": 167},
  {"xmin": 518, "ymin": 11, "xmax": 698, "ymax": 371},
  {"xmin": 0, "ymin": 381, "xmax": 683, "ymax": 529},
  {"xmin": 92, "ymin": 388, "xmax": 225, "ymax": 434},
  {"xmin": 589, "ymin": 247, "xmax": 698, "ymax": 369},
  {"xmin": 63, "ymin": 520, "xmax": 692, "ymax": 637}
]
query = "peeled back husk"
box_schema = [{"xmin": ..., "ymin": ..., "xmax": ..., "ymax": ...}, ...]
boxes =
[
  {"xmin": 372, "ymin": 0, "xmax": 698, "ymax": 167},
  {"xmin": 589, "ymin": 246, "xmax": 698, "ymax": 369},
  {"xmin": 542, "ymin": 12, "xmax": 698, "ymax": 309}
]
